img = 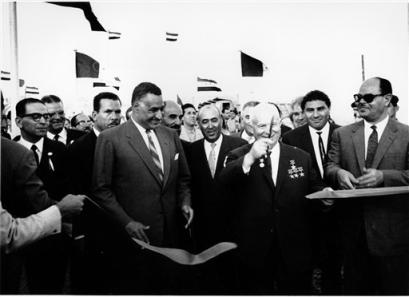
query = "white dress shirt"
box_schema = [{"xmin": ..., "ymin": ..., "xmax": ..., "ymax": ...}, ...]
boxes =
[
  {"xmin": 131, "ymin": 118, "xmax": 164, "ymax": 171},
  {"xmin": 18, "ymin": 137, "xmax": 44, "ymax": 163},
  {"xmin": 204, "ymin": 135, "xmax": 223, "ymax": 168},
  {"xmin": 243, "ymin": 142, "xmax": 280, "ymax": 185},
  {"xmin": 47, "ymin": 128, "xmax": 67, "ymax": 145},
  {"xmin": 308, "ymin": 122, "xmax": 330, "ymax": 178},
  {"xmin": 363, "ymin": 116, "xmax": 388, "ymax": 159}
]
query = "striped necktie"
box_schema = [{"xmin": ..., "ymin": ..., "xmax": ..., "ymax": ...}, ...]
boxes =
[
  {"xmin": 365, "ymin": 125, "xmax": 378, "ymax": 168},
  {"xmin": 146, "ymin": 129, "xmax": 163, "ymax": 183}
]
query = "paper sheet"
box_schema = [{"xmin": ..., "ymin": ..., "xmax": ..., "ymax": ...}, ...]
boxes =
[{"xmin": 306, "ymin": 186, "xmax": 409, "ymax": 199}]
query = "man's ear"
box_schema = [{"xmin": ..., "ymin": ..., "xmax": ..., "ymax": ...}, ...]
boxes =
[
  {"xmin": 15, "ymin": 116, "xmax": 23, "ymax": 128},
  {"xmin": 91, "ymin": 110, "xmax": 97, "ymax": 121},
  {"xmin": 384, "ymin": 94, "xmax": 392, "ymax": 106}
]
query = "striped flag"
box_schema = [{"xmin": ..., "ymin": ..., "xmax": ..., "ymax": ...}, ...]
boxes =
[
  {"xmin": 25, "ymin": 86, "xmax": 39, "ymax": 95},
  {"xmin": 1, "ymin": 71, "xmax": 10, "ymax": 81},
  {"xmin": 166, "ymin": 32, "xmax": 178, "ymax": 42},
  {"xmin": 108, "ymin": 31, "xmax": 121, "ymax": 40},
  {"xmin": 197, "ymin": 76, "xmax": 221, "ymax": 92},
  {"xmin": 93, "ymin": 82, "xmax": 106, "ymax": 87}
]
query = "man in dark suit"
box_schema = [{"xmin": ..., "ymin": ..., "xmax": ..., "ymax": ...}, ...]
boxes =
[
  {"xmin": 186, "ymin": 104, "xmax": 246, "ymax": 293},
  {"xmin": 325, "ymin": 77, "xmax": 409, "ymax": 294},
  {"xmin": 66, "ymin": 92, "xmax": 122, "ymax": 293},
  {"xmin": 1, "ymin": 137, "xmax": 85, "ymax": 294},
  {"xmin": 282, "ymin": 90, "xmax": 342, "ymax": 294},
  {"xmin": 41, "ymin": 95, "xmax": 84, "ymax": 146},
  {"xmin": 219, "ymin": 102, "xmax": 328, "ymax": 294},
  {"xmin": 14, "ymin": 98, "xmax": 70, "ymax": 293},
  {"xmin": 92, "ymin": 82, "xmax": 193, "ymax": 294}
]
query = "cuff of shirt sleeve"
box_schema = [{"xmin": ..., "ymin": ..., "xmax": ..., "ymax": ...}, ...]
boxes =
[{"xmin": 40, "ymin": 205, "xmax": 62, "ymax": 235}]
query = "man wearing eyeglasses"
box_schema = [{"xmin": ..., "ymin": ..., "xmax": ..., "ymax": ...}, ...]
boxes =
[
  {"xmin": 41, "ymin": 95, "xmax": 84, "ymax": 146},
  {"xmin": 219, "ymin": 102, "xmax": 328, "ymax": 294},
  {"xmin": 325, "ymin": 77, "xmax": 409, "ymax": 294},
  {"xmin": 14, "ymin": 98, "xmax": 71, "ymax": 293}
]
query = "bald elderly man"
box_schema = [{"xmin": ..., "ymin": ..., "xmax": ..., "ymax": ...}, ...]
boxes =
[{"xmin": 219, "ymin": 102, "xmax": 328, "ymax": 294}]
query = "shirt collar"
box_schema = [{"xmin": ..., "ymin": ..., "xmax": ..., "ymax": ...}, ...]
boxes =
[
  {"xmin": 47, "ymin": 128, "xmax": 67, "ymax": 142},
  {"xmin": 364, "ymin": 115, "xmax": 389, "ymax": 134},
  {"xmin": 131, "ymin": 116, "xmax": 150, "ymax": 135},
  {"xmin": 204, "ymin": 134, "xmax": 223, "ymax": 150},
  {"xmin": 18, "ymin": 136, "xmax": 44, "ymax": 153},
  {"xmin": 93, "ymin": 127, "xmax": 100, "ymax": 137},
  {"xmin": 308, "ymin": 121, "xmax": 330, "ymax": 136}
]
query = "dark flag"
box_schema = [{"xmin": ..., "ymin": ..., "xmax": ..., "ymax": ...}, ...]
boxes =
[
  {"xmin": 48, "ymin": 2, "xmax": 105, "ymax": 31},
  {"xmin": 76, "ymin": 52, "xmax": 99, "ymax": 78},
  {"xmin": 109, "ymin": 31, "xmax": 121, "ymax": 40},
  {"xmin": 166, "ymin": 32, "xmax": 178, "ymax": 42},
  {"xmin": 19, "ymin": 79, "xmax": 25, "ymax": 87},
  {"xmin": 241, "ymin": 51, "xmax": 264, "ymax": 77},
  {"xmin": 114, "ymin": 76, "xmax": 121, "ymax": 82},
  {"xmin": 1, "ymin": 71, "xmax": 10, "ymax": 81}
]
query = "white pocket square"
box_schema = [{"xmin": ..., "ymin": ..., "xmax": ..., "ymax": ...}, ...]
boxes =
[{"xmin": 174, "ymin": 153, "xmax": 179, "ymax": 160}]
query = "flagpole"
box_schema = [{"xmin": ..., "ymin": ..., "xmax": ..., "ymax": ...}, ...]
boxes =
[
  {"xmin": 8, "ymin": 2, "xmax": 19, "ymax": 137},
  {"xmin": 361, "ymin": 54, "xmax": 365, "ymax": 82}
]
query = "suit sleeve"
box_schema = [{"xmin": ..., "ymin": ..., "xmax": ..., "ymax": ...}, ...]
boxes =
[
  {"xmin": 218, "ymin": 149, "xmax": 248, "ymax": 187},
  {"xmin": 92, "ymin": 132, "xmax": 134, "ymax": 227},
  {"xmin": 174, "ymin": 131, "xmax": 192, "ymax": 208},
  {"xmin": 324, "ymin": 128, "xmax": 342, "ymax": 188},
  {"xmin": 0, "ymin": 202, "xmax": 61, "ymax": 253}
]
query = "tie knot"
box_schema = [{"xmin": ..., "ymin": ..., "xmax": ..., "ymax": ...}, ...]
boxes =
[
  {"xmin": 210, "ymin": 142, "xmax": 216, "ymax": 149},
  {"xmin": 371, "ymin": 125, "xmax": 377, "ymax": 131},
  {"xmin": 316, "ymin": 131, "xmax": 322, "ymax": 136},
  {"xmin": 31, "ymin": 144, "xmax": 37, "ymax": 151},
  {"xmin": 146, "ymin": 129, "xmax": 152, "ymax": 135},
  {"xmin": 54, "ymin": 134, "xmax": 59, "ymax": 141}
]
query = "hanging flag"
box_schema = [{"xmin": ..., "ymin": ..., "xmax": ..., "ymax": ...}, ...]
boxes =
[
  {"xmin": 114, "ymin": 76, "xmax": 121, "ymax": 82},
  {"xmin": 76, "ymin": 52, "xmax": 99, "ymax": 78},
  {"xmin": 1, "ymin": 71, "xmax": 10, "ymax": 81},
  {"xmin": 176, "ymin": 95, "xmax": 183, "ymax": 106},
  {"xmin": 197, "ymin": 77, "xmax": 217, "ymax": 84},
  {"xmin": 19, "ymin": 79, "xmax": 25, "ymax": 87},
  {"xmin": 25, "ymin": 86, "xmax": 39, "ymax": 95},
  {"xmin": 241, "ymin": 51, "xmax": 264, "ymax": 77},
  {"xmin": 166, "ymin": 32, "xmax": 178, "ymax": 42},
  {"xmin": 48, "ymin": 2, "xmax": 105, "ymax": 31},
  {"xmin": 197, "ymin": 76, "xmax": 221, "ymax": 92},
  {"xmin": 93, "ymin": 82, "xmax": 106, "ymax": 87},
  {"xmin": 108, "ymin": 31, "xmax": 121, "ymax": 40}
]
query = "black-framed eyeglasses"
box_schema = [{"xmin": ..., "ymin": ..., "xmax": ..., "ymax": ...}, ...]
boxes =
[
  {"xmin": 353, "ymin": 93, "xmax": 385, "ymax": 104},
  {"xmin": 22, "ymin": 113, "xmax": 50, "ymax": 122}
]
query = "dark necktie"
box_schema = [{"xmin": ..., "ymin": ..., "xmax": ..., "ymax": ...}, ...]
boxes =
[
  {"xmin": 208, "ymin": 142, "xmax": 217, "ymax": 178},
  {"xmin": 31, "ymin": 144, "xmax": 40, "ymax": 165},
  {"xmin": 316, "ymin": 131, "xmax": 326, "ymax": 167},
  {"xmin": 146, "ymin": 130, "xmax": 163, "ymax": 183},
  {"xmin": 54, "ymin": 134, "xmax": 60, "ymax": 142},
  {"xmin": 365, "ymin": 125, "xmax": 378, "ymax": 168}
]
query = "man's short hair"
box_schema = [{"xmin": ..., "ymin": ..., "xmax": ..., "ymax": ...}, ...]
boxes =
[
  {"xmin": 197, "ymin": 104, "xmax": 221, "ymax": 121},
  {"xmin": 301, "ymin": 90, "xmax": 331, "ymax": 110},
  {"xmin": 182, "ymin": 103, "xmax": 196, "ymax": 115},
  {"xmin": 375, "ymin": 77, "xmax": 393, "ymax": 95},
  {"xmin": 16, "ymin": 98, "xmax": 44, "ymax": 117},
  {"xmin": 41, "ymin": 94, "xmax": 62, "ymax": 104},
  {"xmin": 71, "ymin": 113, "xmax": 92, "ymax": 127},
  {"xmin": 290, "ymin": 96, "xmax": 304, "ymax": 110},
  {"xmin": 93, "ymin": 92, "xmax": 121, "ymax": 112},
  {"xmin": 131, "ymin": 82, "xmax": 161, "ymax": 105},
  {"xmin": 390, "ymin": 95, "xmax": 399, "ymax": 107}
]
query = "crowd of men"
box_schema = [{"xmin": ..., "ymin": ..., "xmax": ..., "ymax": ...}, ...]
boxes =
[{"xmin": 1, "ymin": 76, "xmax": 408, "ymax": 295}]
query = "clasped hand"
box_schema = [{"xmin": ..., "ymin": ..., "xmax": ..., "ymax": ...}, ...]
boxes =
[
  {"xmin": 245, "ymin": 138, "xmax": 273, "ymax": 166},
  {"xmin": 337, "ymin": 167, "xmax": 383, "ymax": 189}
]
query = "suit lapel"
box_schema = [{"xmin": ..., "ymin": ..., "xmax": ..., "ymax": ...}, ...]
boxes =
[
  {"xmin": 197, "ymin": 139, "xmax": 213, "ymax": 178},
  {"xmin": 302, "ymin": 126, "xmax": 319, "ymax": 169},
  {"xmin": 125, "ymin": 122, "xmax": 162, "ymax": 186},
  {"xmin": 352, "ymin": 121, "xmax": 365, "ymax": 174},
  {"xmin": 215, "ymin": 136, "xmax": 229, "ymax": 176},
  {"xmin": 156, "ymin": 127, "xmax": 171, "ymax": 187},
  {"xmin": 371, "ymin": 118, "xmax": 398, "ymax": 169}
]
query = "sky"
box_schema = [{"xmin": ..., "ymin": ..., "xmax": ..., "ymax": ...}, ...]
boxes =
[{"xmin": 1, "ymin": 0, "xmax": 408, "ymax": 125}]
